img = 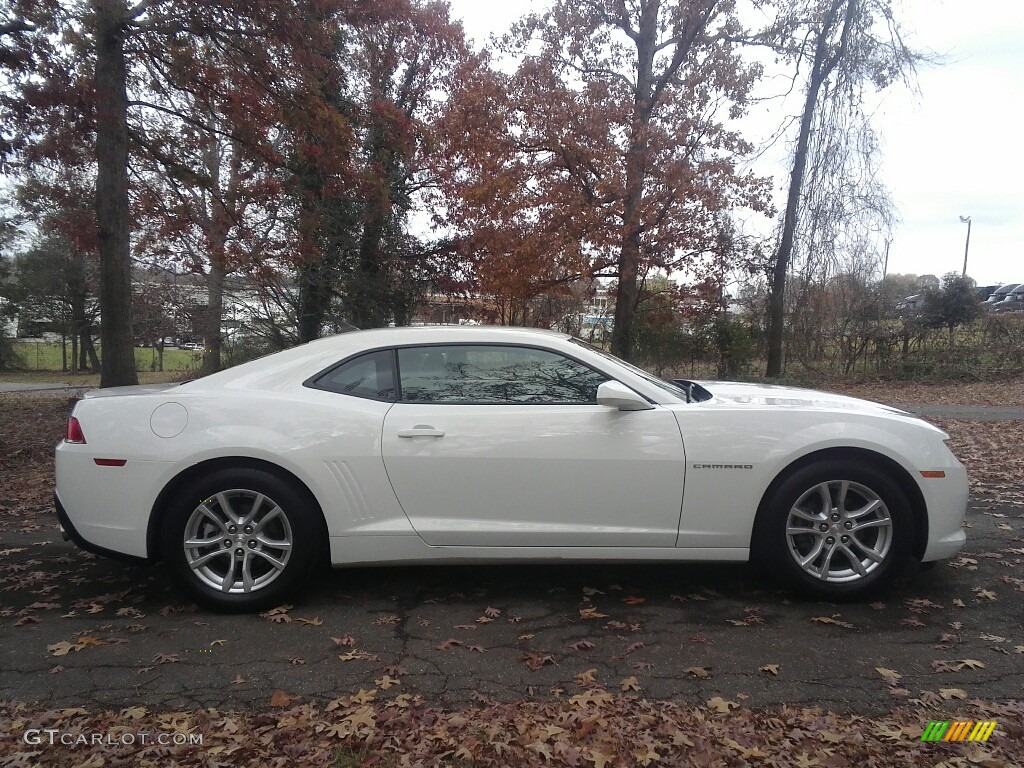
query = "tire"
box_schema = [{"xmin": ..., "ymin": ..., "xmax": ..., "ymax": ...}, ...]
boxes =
[
  {"xmin": 754, "ymin": 460, "xmax": 913, "ymax": 600},
  {"xmin": 160, "ymin": 468, "xmax": 326, "ymax": 612}
]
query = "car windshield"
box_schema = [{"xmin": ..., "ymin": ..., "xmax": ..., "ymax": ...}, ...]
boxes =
[{"xmin": 569, "ymin": 337, "xmax": 692, "ymax": 402}]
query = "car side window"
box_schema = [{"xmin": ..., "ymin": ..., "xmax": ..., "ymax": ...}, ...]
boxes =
[
  {"xmin": 312, "ymin": 350, "xmax": 396, "ymax": 401},
  {"xmin": 397, "ymin": 345, "xmax": 608, "ymax": 404}
]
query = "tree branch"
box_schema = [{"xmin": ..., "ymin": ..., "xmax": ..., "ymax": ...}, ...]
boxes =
[
  {"xmin": 0, "ymin": 19, "xmax": 34, "ymax": 37},
  {"xmin": 126, "ymin": 0, "xmax": 159, "ymax": 21}
]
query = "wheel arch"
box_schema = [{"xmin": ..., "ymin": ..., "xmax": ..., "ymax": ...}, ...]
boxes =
[
  {"xmin": 147, "ymin": 456, "xmax": 328, "ymax": 562},
  {"xmin": 752, "ymin": 447, "xmax": 929, "ymax": 561}
]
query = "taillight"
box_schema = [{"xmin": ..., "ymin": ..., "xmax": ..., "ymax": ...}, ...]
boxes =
[{"xmin": 66, "ymin": 417, "xmax": 87, "ymax": 444}]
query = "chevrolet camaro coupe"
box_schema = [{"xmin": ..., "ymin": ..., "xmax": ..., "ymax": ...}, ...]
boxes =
[{"xmin": 55, "ymin": 326, "xmax": 968, "ymax": 611}]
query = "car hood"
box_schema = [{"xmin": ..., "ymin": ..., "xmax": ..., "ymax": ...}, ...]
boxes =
[{"xmin": 697, "ymin": 380, "xmax": 914, "ymax": 417}]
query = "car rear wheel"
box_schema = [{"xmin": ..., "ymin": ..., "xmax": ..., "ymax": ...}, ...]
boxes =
[
  {"xmin": 161, "ymin": 468, "xmax": 324, "ymax": 612},
  {"xmin": 756, "ymin": 460, "xmax": 913, "ymax": 599}
]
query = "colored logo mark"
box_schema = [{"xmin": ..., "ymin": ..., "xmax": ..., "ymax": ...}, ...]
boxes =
[{"xmin": 921, "ymin": 721, "xmax": 997, "ymax": 742}]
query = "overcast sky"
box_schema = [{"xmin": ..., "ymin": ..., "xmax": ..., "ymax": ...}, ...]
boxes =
[{"xmin": 449, "ymin": 0, "xmax": 1024, "ymax": 286}]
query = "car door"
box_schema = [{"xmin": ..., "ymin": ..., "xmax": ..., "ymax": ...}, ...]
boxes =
[{"xmin": 380, "ymin": 343, "xmax": 686, "ymax": 547}]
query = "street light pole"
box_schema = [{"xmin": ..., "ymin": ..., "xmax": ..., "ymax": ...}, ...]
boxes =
[{"xmin": 959, "ymin": 215, "xmax": 972, "ymax": 276}]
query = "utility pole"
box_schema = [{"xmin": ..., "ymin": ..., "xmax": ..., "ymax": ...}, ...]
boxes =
[
  {"xmin": 882, "ymin": 238, "xmax": 891, "ymax": 279},
  {"xmin": 959, "ymin": 215, "xmax": 972, "ymax": 276}
]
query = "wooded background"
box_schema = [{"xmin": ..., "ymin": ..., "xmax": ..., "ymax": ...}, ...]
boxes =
[{"xmin": 1, "ymin": 0, "xmax": 1017, "ymax": 385}]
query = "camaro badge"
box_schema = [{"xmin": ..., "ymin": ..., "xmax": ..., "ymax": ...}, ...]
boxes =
[{"xmin": 691, "ymin": 463, "xmax": 753, "ymax": 469}]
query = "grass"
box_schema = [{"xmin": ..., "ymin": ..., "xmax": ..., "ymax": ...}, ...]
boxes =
[
  {"xmin": 11, "ymin": 341, "xmax": 199, "ymax": 371},
  {"xmin": 1, "ymin": 342, "xmax": 200, "ymax": 385}
]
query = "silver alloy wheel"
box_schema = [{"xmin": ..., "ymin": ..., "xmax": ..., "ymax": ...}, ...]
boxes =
[
  {"xmin": 183, "ymin": 489, "xmax": 293, "ymax": 594},
  {"xmin": 785, "ymin": 479, "xmax": 893, "ymax": 583}
]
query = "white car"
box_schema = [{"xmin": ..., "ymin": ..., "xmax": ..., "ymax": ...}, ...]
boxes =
[{"xmin": 55, "ymin": 326, "xmax": 968, "ymax": 611}]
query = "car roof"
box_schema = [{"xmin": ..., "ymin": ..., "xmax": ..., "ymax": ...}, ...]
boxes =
[{"xmin": 179, "ymin": 325, "xmax": 575, "ymax": 393}]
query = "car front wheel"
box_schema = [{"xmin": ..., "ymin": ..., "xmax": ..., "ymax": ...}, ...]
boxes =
[
  {"xmin": 161, "ymin": 468, "xmax": 324, "ymax": 612},
  {"xmin": 756, "ymin": 461, "xmax": 913, "ymax": 599}
]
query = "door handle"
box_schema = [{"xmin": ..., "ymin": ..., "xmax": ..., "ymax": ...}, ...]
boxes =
[{"xmin": 397, "ymin": 425, "xmax": 445, "ymax": 438}]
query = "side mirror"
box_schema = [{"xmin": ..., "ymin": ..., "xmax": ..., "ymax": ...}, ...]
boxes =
[{"xmin": 596, "ymin": 381, "xmax": 654, "ymax": 411}]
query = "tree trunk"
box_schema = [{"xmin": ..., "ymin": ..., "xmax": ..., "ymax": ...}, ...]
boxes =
[
  {"xmin": 765, "ymin": 0, "xmax": 856, "ymax": 377},
  {"xmin": 297, "ymin": 261, "xmax": 331, "ymax": 342},
  {"xmin": 350, "ymin": 208, "xmax": 388, "ymax": 329},
  {"xmin": 93, "ymin": 0, "xmax": 138, "ymax": 387},
  {"xmin": 83, "ymin": 328, "xmax": 101, "ymax": 371},
  {"xmin": 199, "ymin": 134, "xmax": 240, "ymax": 375},
  {"xmin": 201, "ymin": 260, "xmax": 224, "ymax": 376},
  {"xmin": 610, "ymin": 2, "xmax": 659, "ymax": 361},
  {"xmin": 69, "ymin": 252, "xmax": 87, "ymax": 373}
]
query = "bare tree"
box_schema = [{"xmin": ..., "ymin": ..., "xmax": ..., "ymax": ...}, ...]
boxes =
[{"xmin": 764, "ymin": 0, "xmax": 923, "ymax": 377}]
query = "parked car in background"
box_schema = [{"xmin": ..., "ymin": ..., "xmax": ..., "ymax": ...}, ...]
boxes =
[
  {"xmin": 983, "ymin": 283, "xmax": 1020, "ymax": 310},
  {"xmin": 55, "ymin": 326, "xmax": 968, "ymax": 611},
  {"xmin": 975, "ymin": 285, "xmax": 999, "ymax": 302},
  {"xmin": 992, "ymin": 284, "xmax": 1024, "ymax": 312},
  {"xmin": 896, "ymin": 294, "xmax": 926, "ymax": 311}
]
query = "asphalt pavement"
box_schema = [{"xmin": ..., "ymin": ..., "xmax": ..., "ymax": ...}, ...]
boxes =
[{"xmin": 0, "ymin": 497, "xmax": 1020, "ymax": 715}]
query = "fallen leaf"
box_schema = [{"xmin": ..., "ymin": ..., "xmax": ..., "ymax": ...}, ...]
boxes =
[
  {"xmin": 521, "ymin": 652, "xmax": 555, "ymax": 670},
  {"xmin": 47, "ymin": 641, "xmax": 81, "ymax": 657},
  {"xmin": 706, "ymin": 696, "xmax": 739, "ymax": 714},
  {"xmin": 620, "ymin": 676, "xmax": 641, "ymax": 691},
  {"xmin": 876, "ymin": 667, "xmax": 902, "ymax": 685},
  {"xmin": 375, "ymin": 675, "xmax": 400, "ymax": 689},
  {"xmin": 632, "ymin": 745, "xmax": 660, "ymax": 765},
  {"xmin": 269, "ymin": 689, "xmax": 295, "ymax": 707},
  {"xmin": 527, "ymin": 741, "xmax": 554, "ymax": 760},
  {"xmin": 351, "ymin": 688, "xmax": 376, "ymax": 704}
]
